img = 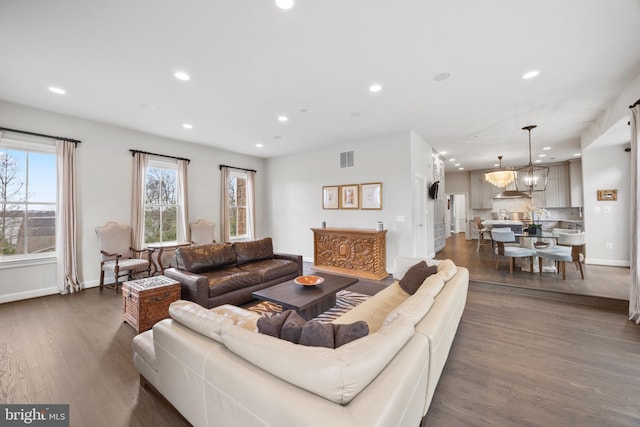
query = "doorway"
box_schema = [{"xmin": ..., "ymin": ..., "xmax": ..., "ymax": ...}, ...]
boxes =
[{"xmin": 448, "ymin": 193, "xmax": 468, "ymax": 238}]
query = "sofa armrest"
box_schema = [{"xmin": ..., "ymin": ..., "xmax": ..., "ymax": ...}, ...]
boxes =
[
  {"xmin": 164, "ymin": 267, "xmax": 209, "ymax": 308},
  {"xmin": 274, "ymin": 253, "xmax": 303, "ymax": 276}
]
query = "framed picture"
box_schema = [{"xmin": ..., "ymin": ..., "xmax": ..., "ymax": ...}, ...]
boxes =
[
  {"xmin": 322, "ymin": 186, "xmax": 339, "ymax": 209},
  {"xmin": 339, "ymin": 184, "xmax": 359, "ymax": 209},
  {"xmin": 597, "ymin": 189, "xmax": 617, "ymax": 201},
  {"xmin": 360, "ymin": 182, "xmax": 382, "ymax": 209}
]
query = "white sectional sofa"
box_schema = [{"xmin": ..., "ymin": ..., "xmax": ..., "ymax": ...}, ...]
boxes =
[{"xmin": 132, "ymin": 258, "xmax": 469, "ymax": 427}]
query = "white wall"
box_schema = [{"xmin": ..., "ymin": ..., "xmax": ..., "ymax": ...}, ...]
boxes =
[
  {"xmin": 582, "ymin": 144, "xmax": 630, "ymax": 266},
  {"xmin": 0, "ymin": 100, "xmax": 266, "ymax": 303},
  {"xmin": 265, "ymin": 131, "xmax": 419, "ymax": 269}
]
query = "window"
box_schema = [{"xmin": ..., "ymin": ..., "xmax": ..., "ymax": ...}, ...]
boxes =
[
  {"xmin": 228, "ymin": 171, "xmax": 248, "ymax": 239},
  {"xmin": 0, "ymin": 138, "xmax": 57, "ymax": 259},
  {"xmin": 144, "ymin": 159, "xmax": 178, "ymax": 244}
]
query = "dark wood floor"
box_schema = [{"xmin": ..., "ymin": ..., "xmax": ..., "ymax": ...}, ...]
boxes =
[{"xmin": 1, "ymin": 276, "xmax": 638, "ymax": 426}]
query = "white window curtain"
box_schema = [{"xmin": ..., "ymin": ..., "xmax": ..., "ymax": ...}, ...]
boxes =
[
  {"xmin": 56, "ymin": 140, "xmax": 80, "ymax": 294},
  {"xmin": 220, "ymin": 166, "xmax": 231, "ymax": 242},
  {"xmin": 132, "ymin": 152, "xmax": 149, "ymax": 249},
  {"xmin": 176, "ymin": 159, "xmax": 189, "ymax": 243},
  {"xmin": 630, "ymin": 101, "xmax": 640, "ymax": 323},
  {"xmin": 247, "ymin": 170, "xmax": 256, "ymax": 240}
]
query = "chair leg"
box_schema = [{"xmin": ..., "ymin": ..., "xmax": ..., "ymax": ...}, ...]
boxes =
[
  {"xmin": 561, "ymin": 261, "xmax": 566, "ymax": 280},
  {"xmin": 496, "ymin": 256, "xmax": 500, "ymax": 270},
  {"xmin": 538, "ymin": 257, "xmax": 543, "ymax": 276},
  {"xmin": 99, "ymin": 269, "xmax": 105, "ymax": 290},
  {"xmin": 530, "ymin": 256, "xmax": 534, "ymax": 274},
  {"xmin": 114, "ymin": 265, "xmax": 120, "ymax": 293},
  {"xmin": 578, "ymin": 261, "xmax": 584, "ymax": 279},
  {"xmin": 509, "ymin": 257, "xmax": 514, "ymax": 274}
]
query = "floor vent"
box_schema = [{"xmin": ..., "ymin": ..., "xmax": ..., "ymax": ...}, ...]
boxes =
[{"xmin": 340, "ymin": 151, "xmax": 354, "ymax": 168}]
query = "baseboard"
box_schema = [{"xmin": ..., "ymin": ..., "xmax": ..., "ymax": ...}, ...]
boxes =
[
  {"xmin": 0, "ymin": 287, "xmax": 59, "ymax": 304},
  {"xmin": 586, "ymin": 258, "xmax": 630, "ymax": 267}
]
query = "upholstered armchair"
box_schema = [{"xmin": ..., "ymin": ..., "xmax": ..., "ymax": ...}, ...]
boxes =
[
  {"xmin": 491, "ymin": 228, "xmax": 535, "ymax": 274},
  {"xmin": 536, "ymin": 232, "xmax": 586, "ymax": 280},
  {"xmin": 189, "ymin": 219, "xmax": 216, "ymax": 245},
  {"xmin": 95, "ymin": 222, "xmax": 154, "ymax": 292}
]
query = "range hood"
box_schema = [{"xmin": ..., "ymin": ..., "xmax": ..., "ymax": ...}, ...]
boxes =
[{"xmin": 493, "ymin": 190, "xmax": 531, "ymax": 199}]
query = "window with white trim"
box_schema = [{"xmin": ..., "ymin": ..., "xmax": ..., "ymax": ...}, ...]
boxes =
[
  {"xmin": 0, "ymin": 138, "xmax": 57, "ymax": 259},
  {"xmin": 144, "ymin": 158, "xmax": 178, "ymax": 244},
  {"xmin": 228, "ymin": 170, "xmax": 248, "ymax": 240}
]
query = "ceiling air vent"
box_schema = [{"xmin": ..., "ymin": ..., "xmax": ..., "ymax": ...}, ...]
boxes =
[{"xmin": 340, "ymin": 151, "xmax": 354, "ymax": 168}]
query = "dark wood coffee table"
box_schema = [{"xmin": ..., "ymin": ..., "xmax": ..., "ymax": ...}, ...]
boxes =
[{"xmin": 252, "ymin": 272, "xmax": 358, "ymax": 320}]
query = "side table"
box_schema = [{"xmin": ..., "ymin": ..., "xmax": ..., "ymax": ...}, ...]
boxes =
[{"xmin": 122, "ymin": 275, "xmax": 181, "ymax": 333}]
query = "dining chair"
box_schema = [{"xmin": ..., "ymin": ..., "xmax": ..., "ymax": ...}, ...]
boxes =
[
  {"xmin": 474, "ymin": 217, "xmax": 492, "ymax": 252},
  {"xmin": 535, "ymin": 232, "xmax": 586, "ymax": 280},
  {"xmin": 491, "ymin": 228, "xmax": 536, "ymax": 274},
  {"xmin": 95, "ymin": 222, "xmax": 154, "ymax": 292}
]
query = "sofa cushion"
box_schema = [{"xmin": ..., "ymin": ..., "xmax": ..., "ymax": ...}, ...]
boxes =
[
  {"xmin": 168, "ymin": 300, "xmax": 233, "ymax": 342},
  {"xmin": 211, "ymin": 304, "xmax": 260, "ymax": 332},
  {"xmin": 175, "ymin": 243, "xmax": 237, "ymax": 273},
  {"xmin": 415, "ymin": 274, "xmax": 446, "ymax": 299},
  {"xmin": 333, "ymin": 281, "xmax": 409, "ymax": 332},
  {"xmin": 257, "ymin": 310, "xmax": 291, "ymax": 338},
  {"xmin": 280, "ymin": 310, "xmax": 306, "ymax": 343},
  {"xmin": 298, "ymin": 321, "xmax": 334, "ymax": 348},
  {"xmin": 384, "ymin": 290, "xmax": 435, "ymax": 326},
  {"xmin": 333, "ymin": 321, "xmax": 369, "ymax": 348},
  {"xmin": 238, "ymin": 258, "xmax": 298, "ymax": 281},
  {"xmin": 393, "ymin": 256, "xmax": 439, "ymax": 280},
  {"xmin": 221, "ymin": 316, "xmax": 415, "ymax": 405},
  {"xmin": 436, "ymin": 259, "xmax": 457, "ymax": 282},
  {"xmin": 203, "ymin": 267, "xmax": 262, "ymax": 298},
  {"xmin": 399, "ymin": 261, "xmax": 437, "ymax": 295},
  {"xmin": 233, "ymin": 237, "xmax": 274, "ymax": 266}
]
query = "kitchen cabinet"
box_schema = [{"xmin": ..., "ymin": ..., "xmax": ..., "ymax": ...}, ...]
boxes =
[
  {"xmin": 470, "ymin": 171, "xmax": 498, "ymax": 209},
  {"xmin": 569, "ymin": 159, "xmax": 583, "ymax": 207},
  {"xmin": 532, "ymin": 164, "xmax": 570, "ymax": 207}
]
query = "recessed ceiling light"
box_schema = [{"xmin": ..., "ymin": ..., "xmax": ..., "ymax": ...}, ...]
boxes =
[
  {"xmin": 440, "ymin": 151, "xmax": 447, "ymax": 155},
  {"xmin": 458, "ymin": 167, "xmax": 464, "ymax": 170},
  {"xmin": 574, "ymin": 153, "xmax": 581, "ymax": 157},
  {"xmin": 174, "ymin": 71, "xmax": 190, "ymax": 81},
  {"xmin": 434, "ymin": 72, "xmax": 451, "ymax": 82},
  {"xmin": 538, "ymin": 154, "xmax": 546, "ymax": 157},
  {"xmin": 449, "ymin": 158, "xmax": 456, "ymax": 162},
  {"xmin": 182, "ymin": 123, "xmax": 193, "ymax": 129},
  {"xmin": 48, "ymin": 86, "xmax": 66, "ymax": 95},
  {"xmin": 256, "ymin": 143, "xmax": 264, "ymax": 148},
  {"xmin": 543, "ymin": 146, "xmax": 551, "ymax": 150},
  {"xmin": 522, "ymin": 70, "xmax": 539, "ymax": 80},
  {"xmin": 278, "ymin": 115, "xmax": 288, "ymax": 122},
  {"xmin": 534, "ymin": 159, "xmax": 542, "ymax": 163},
  {"xmin": 454, "ymin": 163, "xmax": 460, "ymax": 167},
  {"xmin": 275, "ymin": 0, "xmax": 294, "ymax": 10},
  {"xmin": 493, "ymin": 163, "xmax": 499, "ymax": 167},
  {"xmin": 369, "ymin": 84, "xmax": 382, "ymax": 93}
]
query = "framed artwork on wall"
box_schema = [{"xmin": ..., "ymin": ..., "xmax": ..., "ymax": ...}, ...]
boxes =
[
  {"xmin": 322, "ymin": 186, "xmax": 339, "ymax": 209},
  {"xmin": 360, "ymin": 182, "xmax": 382, "ymax": 210},
  {"xmin": 340, "ymin": 184, "xmax": 359, "ymax": 209}
]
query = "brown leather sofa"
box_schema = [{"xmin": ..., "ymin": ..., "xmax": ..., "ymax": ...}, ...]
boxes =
[{"xmin": 164, "ymin": 237, "xmax": 302, "ymax": 308}]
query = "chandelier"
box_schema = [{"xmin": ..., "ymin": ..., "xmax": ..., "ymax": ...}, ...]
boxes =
[
  {"xmin": 485, "ymin": 156, "xmax": 516, "ymax": 188},
  {"xmin": 515, "ymin": 125, "xmax": 548, "ymax": 193}
]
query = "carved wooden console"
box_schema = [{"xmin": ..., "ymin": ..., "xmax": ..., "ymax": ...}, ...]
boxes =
[{"xmin": 311, "ymin": 228, "xmax": 388, "ymax": 280}]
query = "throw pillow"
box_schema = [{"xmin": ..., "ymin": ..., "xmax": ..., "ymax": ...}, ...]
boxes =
[
  {"xmin": 280, "ymin": 310, "xmax": 306, "ymax": 343},
  {"xmin": 399, "ymin": 261, "xmax": 437, "ymax": 295},
  {"xmin": 257, "ymin": 310, "xmax": 293, "ymax": 338},
  {"xmin": 333, "ymin": 321, "xmax": 369, "ymax": 348},
  {"xmin": 299, "ymin": 321, "xmax": 334, "ymax": 348}
]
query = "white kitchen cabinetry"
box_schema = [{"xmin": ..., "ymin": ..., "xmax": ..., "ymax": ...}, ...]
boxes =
[
  {"xmin": 470, "ymin": 171, "xmax": 498, "ymax": 209},
  {"xmin": 532, "ymin": 164, "xmax": 570, "ymax": 207},
  {"xmin": 569, "ymin": 159, "xmax": 583, "ymax": 207}
]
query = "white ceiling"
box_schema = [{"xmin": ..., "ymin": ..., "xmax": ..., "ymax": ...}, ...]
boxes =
[{"xmin": 1, "ymin": 0, "xmax": 639, "ymax": 172}]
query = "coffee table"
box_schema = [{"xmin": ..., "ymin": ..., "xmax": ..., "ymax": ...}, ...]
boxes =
[{"xmin": 252, "ymin": 272, "xmax": 358, "ymax": 320}]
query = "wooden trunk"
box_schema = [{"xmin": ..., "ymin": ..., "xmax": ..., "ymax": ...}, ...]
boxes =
[
  {"xmin": 122, "ymin": 276, "xmax": 181, "ymax": 333},
  {"xmin": 311, "ymin": 227, "xmax": 388, "ymax": 280}
]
